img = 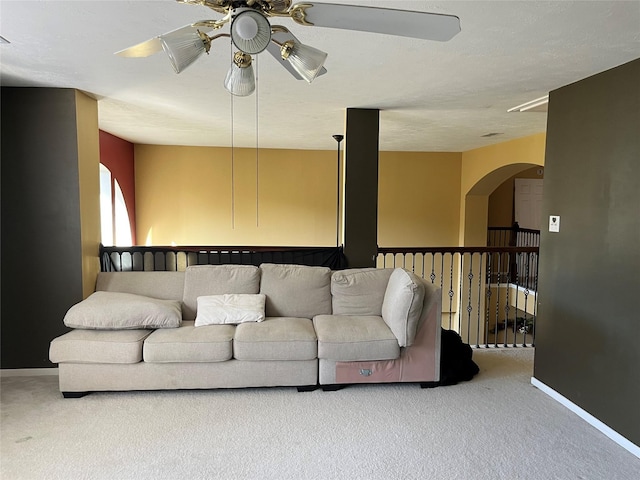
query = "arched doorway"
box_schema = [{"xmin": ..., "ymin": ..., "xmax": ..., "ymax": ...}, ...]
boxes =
[
  {"xmin": 462, "ymin": 163, "xmax": 542, "ymax": 246},
  {"xmin": 460, "ymin": 163, "xmax": 543, "ymax": 346}
]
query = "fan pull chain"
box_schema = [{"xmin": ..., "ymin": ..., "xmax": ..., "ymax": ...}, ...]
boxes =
[
  {"xmin": 255, "ymin": 54, "xmax": 260, "ymax": 227},
  {"xmin": 230, "ymin": 58, "xmax": 235, "ymax": 230}
]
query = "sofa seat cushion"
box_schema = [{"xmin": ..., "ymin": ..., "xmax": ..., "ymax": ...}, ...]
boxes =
[
  {"xmin": 49, "ymin": 329, "xmax": 152, "ymax": 364},
  {"xmin": 313, "ymin": 315, "xmax": 400, "ymax": 362},
  {"xmin": 143, "ymin": 321, "xmax": 234, "ymax": 363},
  {"xmin": 234, "ymin": 317, "xmax": 317, "ymax": 361}
]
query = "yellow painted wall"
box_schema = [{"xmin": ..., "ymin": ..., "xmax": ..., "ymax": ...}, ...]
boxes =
[
  {"xmin": 134, "ymin": 134, "xmax": 546, "ymax": 249},
  {"xmin": 135, "ymin": 145, "xmax": 337, "ymax": 246},
  {"xmin": 378, "ymin": 151, "xmax": 462, "ymax": 246},
  {"xmin": 75, "ymin": 91, "xmax": 101, "ymax": 298},
  {"xmin": 461, "ymin": 133, "xmax": 546, "ymax": 197}
]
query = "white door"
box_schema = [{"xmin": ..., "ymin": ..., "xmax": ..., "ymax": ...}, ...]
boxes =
[{"xmin": 514, "ymin": 178, "xmax": 543, "ymax": 230}]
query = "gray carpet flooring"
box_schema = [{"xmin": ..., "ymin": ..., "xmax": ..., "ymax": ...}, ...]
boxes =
[{"xmin": 1, "ymin": 349, "xmax": 639, "ymax": 479}]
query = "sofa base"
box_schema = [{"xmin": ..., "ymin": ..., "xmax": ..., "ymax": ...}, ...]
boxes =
[
  {"xmin": 58, "ymin": 359, "xmax": 318, "ymax": 393},
  {"xmin": 420, "ymin": 381, "xmax": 440, "ymax": 389},
  {"xmin": 321, "ymin": 384, "xmax": 347, "ymax": 392},
  {"xmin": 62, "ymin": 391, "xmax": 90, "ymax": 398},
  {"xmin": 296, "ymin": 385, "xmax": 319, "ymax": 392}
]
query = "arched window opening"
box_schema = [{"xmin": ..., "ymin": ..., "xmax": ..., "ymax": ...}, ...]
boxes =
[{"xmin": 100, "ymin": 163, "xmax": 132, "ymax": 246}]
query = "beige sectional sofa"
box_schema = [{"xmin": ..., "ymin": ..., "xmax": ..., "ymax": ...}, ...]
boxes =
[{"xmin": 49, "ymin": 264, "xmax": 442, "ymax": 397}]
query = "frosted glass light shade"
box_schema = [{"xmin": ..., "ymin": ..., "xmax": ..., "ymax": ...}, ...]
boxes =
[
  {"xmin": 283, "ymin": 42, "xmax": 327, "ymax": 83},
  {"xmin": 235, "ymin": 15, "xmax": 258, "ymax": 40},
  {"xmin": 231, "ymin": 9, "xmax": 271, "ymax": 54},
  {"xmin": 224, "ymin": 62, "xmax": 256, "ymax": 96},
  {"xmin": 160, "ymin": 31, "xmax": 207, "ymax": 73}
]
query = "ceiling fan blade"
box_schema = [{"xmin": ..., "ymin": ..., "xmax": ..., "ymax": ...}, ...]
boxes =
[
  {"xmin": 266, "ymin": 28, "xmax": 327, "ymax": 80},
  {"xmin": 290, "ymin": 3, "xmax": 460, "ymax": 41},
  {"xmin": 115, "ymin": 38, "xmax": 162, "ymax": 58},
  {"xmin": 115, "ymin": 23, "xmax": 215, "ymax": 57}
]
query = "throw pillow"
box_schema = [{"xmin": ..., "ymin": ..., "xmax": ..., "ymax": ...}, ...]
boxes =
[
  {"xmin": 195, "ymin": 294, "xmax": 266, "ymax": 326},
  {"xmin": 63, "ymin": 291, "xmax": 182, "ymax": 330}
]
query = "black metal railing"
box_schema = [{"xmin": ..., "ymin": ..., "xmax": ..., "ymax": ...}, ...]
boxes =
[
  {"xmin": 100, "ymin": 245, "xmax": 347, "ymax": 272},
  {"xmin": 488, "ymin": 223, "xmax": 540, "ymax": 248},
  {"xmin": 376, "ymin": 246, "xmax": 538, "ymax": 348},
  {"xmin": 101, "ymin": 243, "xmax": 537, "ymax": 347}
]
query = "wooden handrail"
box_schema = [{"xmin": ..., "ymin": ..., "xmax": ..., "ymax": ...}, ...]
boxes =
[{"xmin": 377, "ymin": 246, "xmax": 539, "ymax": 254}]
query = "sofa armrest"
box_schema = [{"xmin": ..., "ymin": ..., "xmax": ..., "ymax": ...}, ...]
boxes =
[
  {"xmin": 381, "ymin": 269, "xmax": 425, "ymax": 347},
  {"xmin": 415, "ymin": 280, "xmax": 440, "ymax": 333}
]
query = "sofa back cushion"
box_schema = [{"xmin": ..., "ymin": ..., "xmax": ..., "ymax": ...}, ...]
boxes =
[
  {"xmin": 259, "ymin": 264, "xmax": 332, "ymax": 318},
  {"xmin": 331, "ymin": 268, "xmax": 394, "ymax": 316},
  {"xmin": 381, "ymin": 268, "xmax": 426, "ymax": 347},
  {"xmin": 182, "ymin": 265, "xmax": 261, "ymax": 320},
  {"xmin": 96, "ymin": 272, "xmax": 185, "ymax": 301},
  {"xmin": 63, "ymin": 291, "xmax": 182, "ymax": 330}
]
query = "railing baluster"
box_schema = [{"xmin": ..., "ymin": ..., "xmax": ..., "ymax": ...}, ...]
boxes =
[
  {"xmin": 495, "ymin": 252, "xmax": 502, "ymax": 348},
  {"xmin": 430, "ymin": 254, "xmax": 436, "ymax": 284},
  {"xmin": 514, "ymin": 251, "xmax": 521, "ymax": 347},
  {"xmin": 532, "ymin": 252, "xmax": 539, "ymax": 347},
  {"xmin": 455, "ymin": 252, "xmax": 462, "ymax": 338},
  {"xmin": 476, "ymin": 252, "xmax": 484, "ymax": 348},
  {"xmin": 506, "ymin": 252, "xmax": 512, "ymax": 346},
  {"xmin": 465, "ymin": 252, "xmax": 473, "ymax": 345},
  {"xmin": 447, "ymin": 252, "xmax": 454, "ymax": 330},
  {"xmin": 485, "ymin": 252, "xmax": 492, "ymax": 348}
]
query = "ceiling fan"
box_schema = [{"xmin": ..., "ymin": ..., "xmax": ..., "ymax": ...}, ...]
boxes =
[{"xmin": 116, "ymin": 0, "xmax": 461, "ymax": 96}]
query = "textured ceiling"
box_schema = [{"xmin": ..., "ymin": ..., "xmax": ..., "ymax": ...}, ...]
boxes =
[{"xmin": 1, "ymin": 0, "xmax": 639, "ymax": 151}]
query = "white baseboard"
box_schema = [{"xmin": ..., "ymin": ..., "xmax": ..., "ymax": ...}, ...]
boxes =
[
  {"xmin": 1, "ymin": 368, "xmax": 59, "ymax": 377},
  {"xmin": 531, "ymin": 376, "xmax": 640, "ymax": 459}
]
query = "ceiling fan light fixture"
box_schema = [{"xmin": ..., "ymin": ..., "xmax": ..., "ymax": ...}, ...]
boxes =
[
  {"xmin": 160, "ymin": 29, "xmax": 210, "ymax": 73},
  {"xmin": 224, "ymin": 52, "xmax": 256, "ymax": 96},
  {"xmin": 280, "ymin": 40, "xmax": 327, "ymax": 83},
  {"xmin": 231, "ymin": 9, "xmax": 272, "ymax": 54}
]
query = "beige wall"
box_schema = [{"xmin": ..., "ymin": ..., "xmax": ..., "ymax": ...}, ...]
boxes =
[
  {"xmin": 135, "ymin": 145, "xmax": 337, "ymax": 246},
  {"xmin": 378, "ymin": 151, "xmax": 462, "ymax": 246},
  {"xmin": 75, "ymin": 91, "xmax": 101, "ymax": 297}
]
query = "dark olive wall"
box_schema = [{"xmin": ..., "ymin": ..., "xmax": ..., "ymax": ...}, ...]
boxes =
[
  {"xmin": 343, "ymin": 108, "xmax": 380, "ymax": 268},
  {"xmin": 1, "ymin": 87, "xmax": 82, "ymax": 368},
  {"xmin": 534, "ymin": 59, "xmax": 640, "ymax": 445}
]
